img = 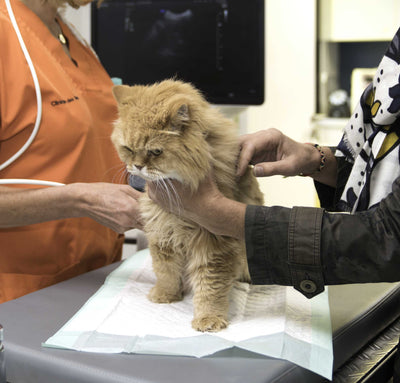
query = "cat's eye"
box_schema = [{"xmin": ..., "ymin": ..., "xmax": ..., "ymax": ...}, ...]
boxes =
[
  {"xmin": 123, "ymin": 146, "xmax": 134, "ymax": 154},
  {"xmin": 148, "ymin": 149, "xmax": 163, "ymax": 156}
]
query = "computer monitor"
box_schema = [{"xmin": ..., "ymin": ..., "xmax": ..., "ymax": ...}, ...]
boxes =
[{"xmin": 91, "ymin": 0, "xmax": 265, "ymax": 105}]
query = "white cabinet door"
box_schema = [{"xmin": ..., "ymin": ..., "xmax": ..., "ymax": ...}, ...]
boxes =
[{"xmin": 319, "ymin": 0, "xmax": 400, "ymax": 42}]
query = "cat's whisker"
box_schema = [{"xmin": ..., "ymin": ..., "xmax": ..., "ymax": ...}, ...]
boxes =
[
  {"xmin": 164, "ymin": 178, "xmax": 177, "ymax": 214},
  {"xmin": 157, "ymin": 178, "xmax": 174, "ymax": 213},
  {"xmin": 165, "ymin": 178, "xmax": 183, "ymax": 215},
  {"xmin": 104, "ymin": 163, "xmax": 126, "ymax": 177},
  {"xmin": 154, "ymin": 177, "xmax": 180, "ymax": 215},
  {"xmin": 113, "ymin": 166, "xmax": 129, "ymax": 184},
  {"xmin": 104, "ymin": 164, "xmax": 128, "ymax": 184}
]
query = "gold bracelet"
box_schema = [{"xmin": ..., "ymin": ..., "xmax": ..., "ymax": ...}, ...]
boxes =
[{"xmin": 299, "ymin": 143, "xmax": 326, "ymax": 177}]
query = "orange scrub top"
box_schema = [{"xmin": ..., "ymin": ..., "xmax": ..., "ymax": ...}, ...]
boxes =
[{"xmin": 0, "ymin": 0, "xmax": 125, "ymax": 302}]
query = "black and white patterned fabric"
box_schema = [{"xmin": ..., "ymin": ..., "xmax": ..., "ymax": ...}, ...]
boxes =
[{"xmin": 336, "ymin": 28, "xmax": 400, "ymax": 213}]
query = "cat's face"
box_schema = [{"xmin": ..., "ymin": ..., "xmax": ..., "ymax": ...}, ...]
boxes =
[{"xmin": 111, "ymin": 81, "xmax": 211, "ymax": 188}]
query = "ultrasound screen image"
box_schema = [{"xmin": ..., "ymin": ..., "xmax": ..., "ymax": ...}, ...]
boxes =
[{"xmin": 92, "ymin": 0, "xmax": 264, "ymax": 105}]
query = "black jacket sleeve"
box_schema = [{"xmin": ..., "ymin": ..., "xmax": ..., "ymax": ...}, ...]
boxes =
[{"xmin": 245, "ymin": 175, "xmax": 400, "ymax": 298}]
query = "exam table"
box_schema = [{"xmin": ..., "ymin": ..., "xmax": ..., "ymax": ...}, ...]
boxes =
[{"xmin": 1, "ymin": 261, "xmax": 400, "ymax": 383}]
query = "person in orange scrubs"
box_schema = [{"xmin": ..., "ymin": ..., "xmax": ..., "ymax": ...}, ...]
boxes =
[{"xmin": 0, "ymin": 0, "xmax": 143, "ymax": 302}]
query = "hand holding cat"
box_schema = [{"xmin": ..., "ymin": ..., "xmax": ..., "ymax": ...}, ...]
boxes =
[
  {"xmin": 147, "ymin": 174, "xmax": 246, "ymax": 239},
  {"xmin": 69, "ymin": 182, "xmax": 144, "ymax": 233},
  {"xmin": 236, "ymin": 128, "xmax": 322, "ymax": 178},
  {"xmin": 147, "ymin": 174, "xmax": 219, "ymax": 217},
  {"xmin": 0, "ymin": 182, "xmax": 144, "ymax": 233},
  {"xmin": 236, "ymin": 128, "xmax": 337, "ymax": 187}
]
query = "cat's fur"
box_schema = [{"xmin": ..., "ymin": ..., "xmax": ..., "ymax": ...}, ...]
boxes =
[{"xmin": 112, "ymin": 79, "xmax": 264, "ymax": 332}]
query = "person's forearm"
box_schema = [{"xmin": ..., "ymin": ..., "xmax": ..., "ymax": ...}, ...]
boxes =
[
  {"xmin": 0, "ymin": 185, "xmax": 80, "ymax": 228},
  {"xmin": 185, "ymin": 195, "xmax": 246, "ymax": 240},
  {"xmin": 0, "ymin": 183, "xmax": 143, "ymax": 232}
]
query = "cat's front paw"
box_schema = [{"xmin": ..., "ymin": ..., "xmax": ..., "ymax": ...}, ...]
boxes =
[
  {"xmin": 147, "ymin": 286, "xmax": 183, "ymax": 304},
  {"xmin": 192, "ymin": 316, "xmax": 228, "ymax": 332}
]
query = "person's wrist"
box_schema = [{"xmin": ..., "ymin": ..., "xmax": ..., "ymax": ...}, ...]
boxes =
[
  {"xmin": 62, "ymin": 183, "xmax": 89, "ymax": 218},
  {"xmin": 184, "ymin": 191, "xmax": 221, "ymax": 221},
  {"xmin": 299, "ymin": 143, "xmax": 326, "ymax": 177},
  {"xmin": 193, "ymin": 194, "xmax": 245, "ymax": 239}
]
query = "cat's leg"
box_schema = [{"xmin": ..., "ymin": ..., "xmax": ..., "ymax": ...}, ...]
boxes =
[
  {"xmin": 147, "ymin": 242, "xmax": 185, "ymax": 303},
  {"xmin": 238, "ymin": 244, "xmax": 251, "ymax": 283},
  {"xmin": 191, "ymin": 263, "xmax": 234, "ymax": 332},
  {"xmin": 189, "ymin": 244, "xmax": 237, "ymax": 332}
]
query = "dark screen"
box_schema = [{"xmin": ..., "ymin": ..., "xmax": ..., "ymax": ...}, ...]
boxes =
[{"xmin": 91, "ymin": 0, "xmax": 265, "ymax": 105}]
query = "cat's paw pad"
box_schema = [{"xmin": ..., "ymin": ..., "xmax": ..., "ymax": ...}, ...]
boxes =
[
  {"xmin": 192, "ymin": 316, "xmax": 228, "ymax": 332},
  {"xmin": 147, "ymin": 286, "xmax": 183, "ymax": 303}
]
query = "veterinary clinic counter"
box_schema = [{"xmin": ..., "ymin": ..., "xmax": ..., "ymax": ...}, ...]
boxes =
[{"xmin": 2, "ymin": 262, "xmax": 400, "ymax": 383}]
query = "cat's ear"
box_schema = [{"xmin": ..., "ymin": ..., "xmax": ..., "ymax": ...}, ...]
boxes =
[
  {"xmin": 170, "ymin": 104, "xmax": 190, "ymax": 132},
  {"xmin": 112, "ymin": 85, "xmax": 132, "ymax": 105}
]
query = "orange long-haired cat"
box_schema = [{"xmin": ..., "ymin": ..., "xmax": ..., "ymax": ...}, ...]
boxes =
[{"xmin": 112, "ymin": 79, "xmax": 264, "ymax": 332}]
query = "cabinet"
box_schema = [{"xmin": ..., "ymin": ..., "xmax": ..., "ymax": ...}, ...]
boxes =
[
  {"xmin": 316, "ymin": 0, "xmax": 399, "ymax": 142},
  {"xmin": 319, "ymin": 0, "xmax": 400, "ymax": 42}
]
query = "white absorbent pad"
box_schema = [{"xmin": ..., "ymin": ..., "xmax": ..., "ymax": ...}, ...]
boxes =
[{"xmin": 43, "ymin": 249, "xmax": 333, "ymax": 379}]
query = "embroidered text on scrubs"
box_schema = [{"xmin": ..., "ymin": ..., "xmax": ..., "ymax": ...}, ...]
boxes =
[{"xmin": 51, "ymin": 96, "xmax": 79, "ymax": 106}]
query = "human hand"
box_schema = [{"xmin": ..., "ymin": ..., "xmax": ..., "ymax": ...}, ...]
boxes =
[
  {"xmin": 147, "ymin": 174, "xmax": 246, "ymax": 239},
  {"xmin": 147, "ymin": 174, "xmax": 221, "ymax": 217},
  {"xmin": 236, "ymin": 128, "xmax": 321, "ymax": 178},
  {"xmin": 70, "ymin": 182, "xmax": 144, "ymax": 233}
]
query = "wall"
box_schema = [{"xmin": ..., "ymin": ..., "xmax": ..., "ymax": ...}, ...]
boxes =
[
  {"xmin": 244, "ymin": 0, "xmax": 318, "ymax": 207},
  {"xmin": 64, "ymin": 0, "xmax": 318, "ymax": 208},
  {"xmin": 63, "ymin": 5, "xmax": 91, "ymax": 42}
]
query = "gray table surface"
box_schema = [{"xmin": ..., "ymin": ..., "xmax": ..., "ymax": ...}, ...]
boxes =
[{"xmin": 1, "ymin": 260, "xmax": 399, "ymax": 383}]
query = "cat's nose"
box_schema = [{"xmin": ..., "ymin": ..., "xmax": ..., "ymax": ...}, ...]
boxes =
[{"xmin": 135, "ymin": 165, "xmax": 144, "ymax": 171}]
